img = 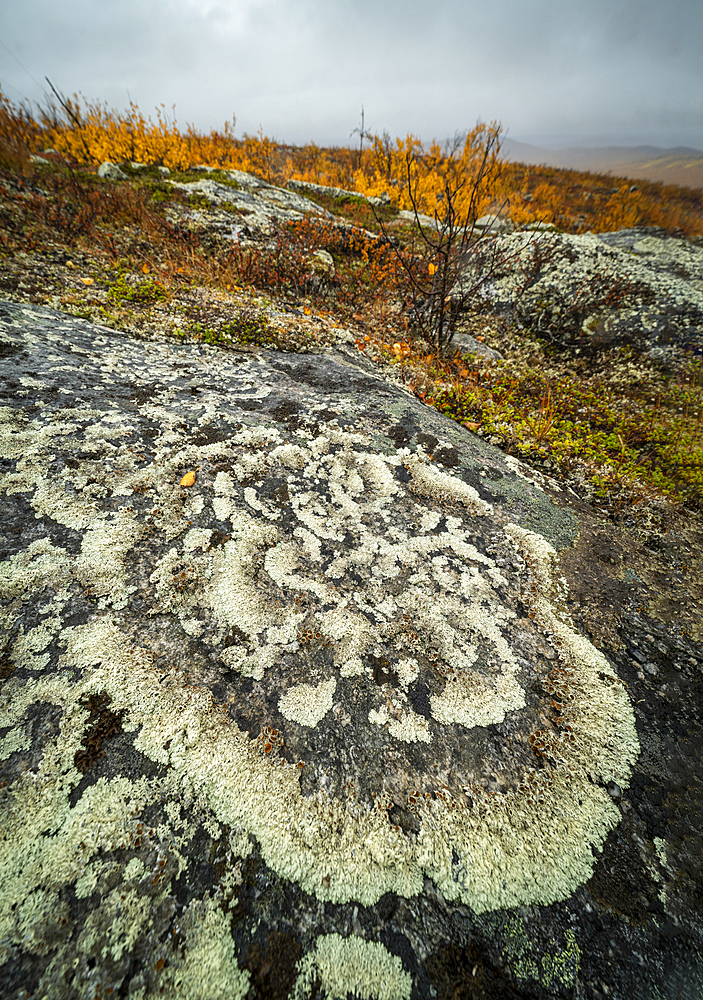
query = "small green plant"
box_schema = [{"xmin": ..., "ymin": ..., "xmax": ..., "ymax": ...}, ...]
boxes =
[
  {"xmin": 207, "ymin": 170, "xmax": 241, "ymax": 189},
  {"xmin": 221, "ymin": 311, "xmax": 277, "ymax": 345},
  {"xmin": 107, "ymin": 273, "xmax": 168, "ymax": 305},
  {"xmin": 181, "ymin": 310, "xmax": 278, "ymax": 349},
  {"xmin": 187, "ymin": 192, "xmax": 213, "ymax": 211},
  {"xmin": 66, "ymin": 304, "xmax": 93, "ymax": 320},
  {"xmin": 147, "ymin": 185, "xmax": 175, "ymax": 204}
]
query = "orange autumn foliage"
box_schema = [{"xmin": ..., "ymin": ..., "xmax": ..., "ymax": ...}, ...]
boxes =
[{"xmin": 0, "ymin": 89, "xmax": 700, "ymax": 236}]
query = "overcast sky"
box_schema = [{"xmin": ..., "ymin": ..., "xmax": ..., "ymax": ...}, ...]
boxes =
[{"xmin": 1, "ymin": 0, "xmax": 701, "ymax": 151}]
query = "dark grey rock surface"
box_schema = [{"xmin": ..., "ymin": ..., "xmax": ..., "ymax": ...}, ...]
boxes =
[{"xmin": 1, "ymin": 300, "xmax": 702, "ymax": 1000}]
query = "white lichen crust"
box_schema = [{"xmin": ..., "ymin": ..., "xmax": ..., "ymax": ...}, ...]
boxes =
[
  {"xmin": 0, "ymin": 321, "xmax": 640, "ymax": 938},
  {"xmin": 279, "ymin": 678, "xmax": 337, "ymax": 727},
  {"xmin": 292, "ymin": 933, "xmax": 413, "ymax": 1000}
]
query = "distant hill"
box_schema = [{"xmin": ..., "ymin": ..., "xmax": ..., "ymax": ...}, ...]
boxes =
[{"xmin": 501, "ymin": 138, "xmax": 703, "ymax": 190}]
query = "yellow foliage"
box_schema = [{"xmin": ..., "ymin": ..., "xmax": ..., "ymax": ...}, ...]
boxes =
[
  {"xmin": 345, "ymin": 124, "xmax": 502, "ymax": 221},
  {"xmin": 1, "ymin": 87, "xmax": 700, "ymax": 237},
  {"xmin": 28, "ymin": 92, "xmax": 282, "ymax": 177}
]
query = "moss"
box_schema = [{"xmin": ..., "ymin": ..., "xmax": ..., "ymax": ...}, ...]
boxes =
[
  {"xmin": 423, "ymin": 325, "xmax": 703, "ymax": 511},
  {"xmin": 167, "ymin": 169, "xmax": 242, "ymax": 190},
  {"xmin": 187, "ymin": 192, "xmax": 215, "ymax": 211},
  {"xmin": 178, "ymin": 311, "xmax": 286, "ymax": 351},
  {"xmin": 148, "ymin": 185, "xmax": 176, "ymax": 204},
  {"xmin": 107, "ymin": 272, "xmax": 168, "ymax": 306}
]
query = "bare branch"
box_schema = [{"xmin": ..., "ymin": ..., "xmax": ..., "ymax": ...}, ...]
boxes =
[
  {"xmin": 368, "ymin": 123, "xmax": 538, "ymax": 354},
  {"xmin": 45, "ymin": 78, "xmax": 93, "ymax": 162}
]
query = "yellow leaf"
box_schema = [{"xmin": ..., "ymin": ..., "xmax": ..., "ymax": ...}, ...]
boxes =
[
  {"xmin": 142, "ymin": 263, "xmax": 150, "ymax": 274},
  {"xmin": 179, "ymin": 470, "xmax": 196, "ymax": 487},
  {"xmin": 79, "ymin": 277, "xmax": 94, "ymax": 286},
  {"xmin": 303, "ymin": 307, "xmax": 311, "ymax": 315},
  {"xmin": 428, "ymin": 263, "xmax": 437, "ymax": 275}
]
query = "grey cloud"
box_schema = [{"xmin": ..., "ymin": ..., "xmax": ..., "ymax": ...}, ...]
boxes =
[{"xmin": 0, "ymin": 0, "xmax": 700, "ymax": 150}]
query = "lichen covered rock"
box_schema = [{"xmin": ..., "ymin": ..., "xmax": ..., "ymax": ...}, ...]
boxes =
[
  {"xmin": 0, "ymin": 300, "xmax": 701, "ymax": 999},
  {"xmin": 467, "ymin": 227, "xmax": 703, "ymax": 361}
]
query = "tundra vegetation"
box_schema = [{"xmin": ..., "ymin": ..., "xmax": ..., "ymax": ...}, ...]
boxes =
[{"xmin": 1, "ymin": 89, "xmax": 702, "ymax": 515}]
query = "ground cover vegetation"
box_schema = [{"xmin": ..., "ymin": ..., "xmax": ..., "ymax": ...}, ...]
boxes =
[{"xmin": 1, "ymin": 89, "xmax": 702, "ymax": 518}]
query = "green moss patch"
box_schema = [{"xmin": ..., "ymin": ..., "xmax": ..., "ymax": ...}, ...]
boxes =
[{"xmin": 418, "ymin": 343, "xmax": 703, "ymax": 511}]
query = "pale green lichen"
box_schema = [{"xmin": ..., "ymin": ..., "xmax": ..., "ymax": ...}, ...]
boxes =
[
  {"xmin": 292, "ymin": 933, "xmax": 412, "ymax": 1000},
  {"xmin": 404, "ymin": 450, "xmax": 491, "ymax": 514},
  {"xmin": 74, "ymin": 859, "xmax": 110, "ymax": 899},
  {"xmin": 0, "ymin": 538, "xmax": 72, "ymax": 619},
  {"xmin": 0, "ymin": 724, "xmax": 30, "ymax": 760},
  {"xmin": 0, "ymin": 651, "xmax": 254, "ymax": 989},
  {"xmin": 10, "ymin": 617, "xmax": 61, "ymax": 671},
  {"xmin": 12, "ymin": 889, "xmax": 70, "ymax": 959},
  {"xmin": 123, "ymin": 857, "xmax": 148, "ymax": 883},
  {"xmin": 503, "ymin": 453, "xmax": 561, "ymax": 494},
  {"xmin": 394, "ymin": 658, "xmax": 419, "ymax": 688},
  {"xmin": 0, "ymin": 759, "xmax": 150, "ymax": 964},
  {"xmin": 133, "ymin": 898, "xmax": 250, "ymax": 1000},
  {"xmin": 653, "ymin": 836, "xmax": 669, "ymax": 905},
  {"xmin": 35, "ymin": 583, "xmax": 636, "ymax": 911},
  {"xmin": 369, "ymin": 702, "xmax": 431, "ymax": 743},
  {"xmin": 279, "ymin": 677, "xmax": 337, "ymax": 727},
  {"xmin": 0, "ymin": 391, "xmax": 640, "ymax": 922},
  {"xmin": 78, "ymin": 885, "xmax": 153, "ymax": 964}
]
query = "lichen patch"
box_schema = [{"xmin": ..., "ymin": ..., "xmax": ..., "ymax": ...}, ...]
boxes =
[
  {"xmin": 279, "ymin": 677, "xmax": 337, "ymax": 727},
  {"xmin": 0, "ymin": 303, "xmax": 640, "ymax": 928},
  {"xmin": 292, "ymin": 933, "xmax": 413, "ymax": 1000}
]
